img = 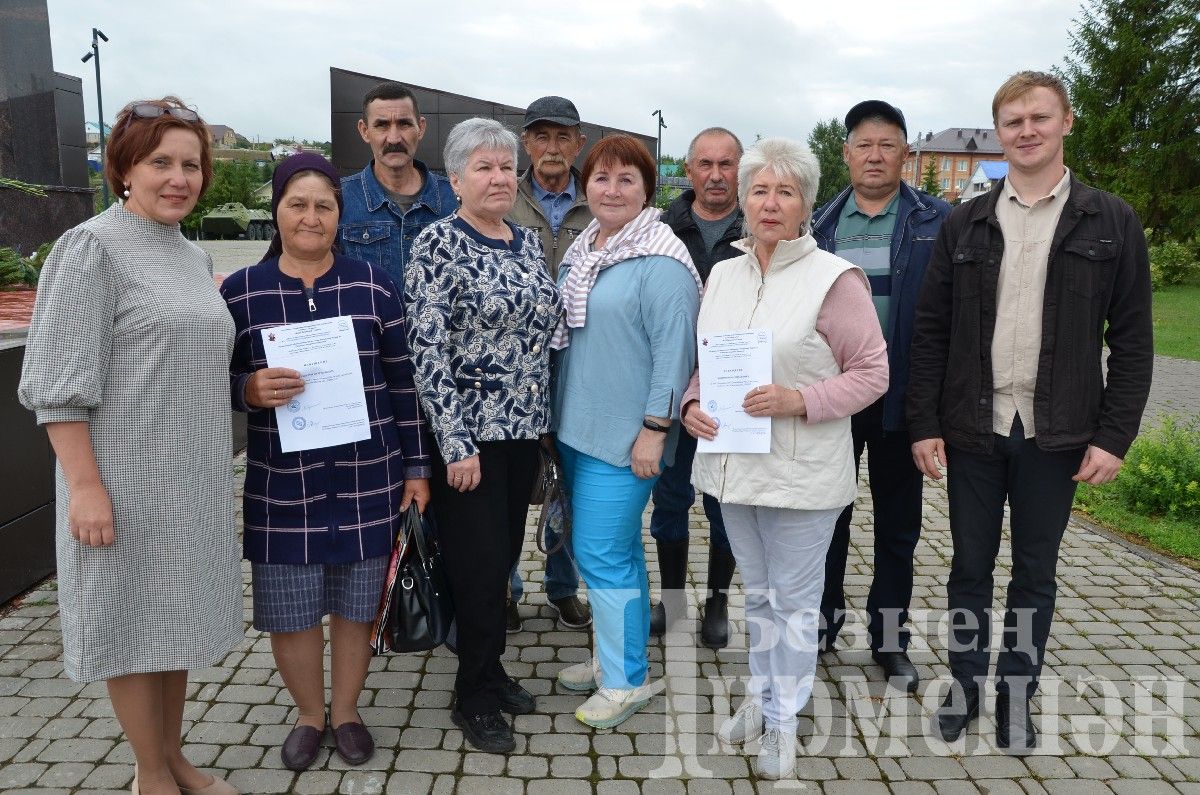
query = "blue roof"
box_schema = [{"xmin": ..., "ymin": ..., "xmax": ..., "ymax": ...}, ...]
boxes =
[{"xmin": 980, "ymin": 161, "xmax": 1008, "ymax": 179}]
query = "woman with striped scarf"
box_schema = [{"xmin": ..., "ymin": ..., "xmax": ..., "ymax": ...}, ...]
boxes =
[{"xmin": 550, "ymin": 134, "xmax": 701, "ymax": 729}]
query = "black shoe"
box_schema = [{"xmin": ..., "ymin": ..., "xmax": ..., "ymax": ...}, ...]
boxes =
[
  {"xmin": 872, "ymin": 650, "xmax": 919, "ymax": 694},
  {"xmin": 995, "ymin": 691, "xmax": 1037, "ymax": 752},
  {"xmin": 452, "ymin": 709, "xmax": 516, "ymax": 754},
  {"xmin": 700, "ymin": 594, "xmax": 729, "ymax": 649},
  {"xmin": 499, "ymin": 678, "xmax": 535, "ymax": 716},
  {"xmin": 549, "ymin": 595, "xmax": 592, "ymax": 629},
  {"xmin": 505, "ymin": 600, "xmax": 522, "ymax": 634},
  {"xmin": 935, "ymin": 682, "xmax": 980, "ymax": 741},
  {"xmin": 700, "ymin": 548, "xmax": 736, "ymax": 649},
  {"xmin": 649, "ymin": 599, "xmax": 666, "ymax": 637}
]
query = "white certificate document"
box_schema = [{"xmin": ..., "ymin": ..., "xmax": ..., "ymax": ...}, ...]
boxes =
[
  {"xmin": 696, "ymin": 328, "xmax": 773, "ymax": 454},
  {"xmin": 261, "ymin": 316, "xmax": 372, "ymax": 453}
]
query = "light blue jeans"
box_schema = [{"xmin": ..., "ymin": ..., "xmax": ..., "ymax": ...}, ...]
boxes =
[{"xmin": 558, "ymin": 442, "xmax": 658, "ymax": 690}]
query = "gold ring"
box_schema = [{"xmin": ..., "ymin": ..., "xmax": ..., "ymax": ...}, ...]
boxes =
[{"xmin": 274, "ymin": 389, "xmax": 278, "ymax": 399}]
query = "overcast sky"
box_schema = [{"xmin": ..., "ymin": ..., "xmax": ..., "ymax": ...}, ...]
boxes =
[{"xmin": 46, "ymin": 0, "xmax": 1083, "ymax": 154}]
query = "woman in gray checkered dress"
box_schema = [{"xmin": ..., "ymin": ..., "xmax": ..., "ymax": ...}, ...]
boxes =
[{"xmin": 18, "ymin": 98, "xmax": 241, "ymax": 795}]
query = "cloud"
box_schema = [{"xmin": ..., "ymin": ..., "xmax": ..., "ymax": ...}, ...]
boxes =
[{"xmin": 46, "ymin": 0, "xmax": 1078, "ymax": 152}]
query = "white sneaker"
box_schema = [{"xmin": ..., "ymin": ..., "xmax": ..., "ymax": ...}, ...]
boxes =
[
  {"xmin": 575, "ymin": 683, "xmax": 655, "ymax": 729},
  {"xmin": 755, "ymin": 727, "xmax": 797, "ymax": 780},
  {"xmin": 557, "ymin": 657, "xmax": 601, "ymax": 692},
  {"xmin": 718, "ymin": 698, "xmax": 764, "ymax": 744}
]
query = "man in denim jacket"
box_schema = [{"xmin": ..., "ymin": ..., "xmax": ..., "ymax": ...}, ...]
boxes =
[
  {"xmin": 339, "ymin": 82, "xmax": 457, "ymax": 289},
  {"xmin": 810, "ymin": 101, "xmax": 950, "ymax": 695}
]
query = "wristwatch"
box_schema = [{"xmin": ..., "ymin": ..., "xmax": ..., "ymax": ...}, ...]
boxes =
[{"xmin": 642, "ymin": 418, "xmax": 670, "ymax": 433}]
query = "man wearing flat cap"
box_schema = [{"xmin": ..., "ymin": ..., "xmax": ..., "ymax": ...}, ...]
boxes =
[
  {"xmin": 508, "ymin": 96, "xmax": 594, "ymax": 279},
  {"xmin": 811, "ymin": 100, "xmax": 951, "ymax": 694},
  {"xmin": 504, "ymin": 95, "xmax": 593, "ymax": 633}
]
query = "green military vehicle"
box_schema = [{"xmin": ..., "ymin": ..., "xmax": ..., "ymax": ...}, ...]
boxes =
[{"xmin": 201, "ymin": 203, "xmax": 275, "ymax": 240}]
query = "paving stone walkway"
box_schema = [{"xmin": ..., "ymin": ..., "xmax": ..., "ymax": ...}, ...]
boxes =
[{"xmin": 2, "ymin": 457, "xmax": 1198, "ymax": 794}]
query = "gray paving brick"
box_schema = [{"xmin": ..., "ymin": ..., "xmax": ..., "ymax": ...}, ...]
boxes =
[
  {"xmin": 457, "ymin": 776, "xmax": 523, "ymax": 794},
  {"xmin": 37, "ymin": 737, "xmax": 111, "ymax": 762},
  {"xmin": 290, "ymin": 770, "xmax": 341, "ymax": 795},
  {"xmin": 225, "ymin": 768, "xmax": 297, "ymax": 793},
  {"xmin": 385, "ymin": 772, "xmax": 435, "ymax": 794},
  {"xmin": 35, "ymin": 761, "xmax": 92, "ymax": 788},
  {"xmin": 530, "ymin": 780, "xmax": 594, "ymax": 795},
  {"xmin": 1042, "ymin": 782, "xmax": 1114, "ymax": 795},
  {"xmin": 0, "ymin": 762, "xmax": 46, "ymax": 789},
  {"xmin": 395, "ymin": 749, "xmax": 460, "ymax": 774},
  {"xmin": 827, "ymin": 782, "xmax": 890, "ymax": 795},
  {"xmin": 461, "ymin": 752, "xmax": 505, "ymax": 776}
]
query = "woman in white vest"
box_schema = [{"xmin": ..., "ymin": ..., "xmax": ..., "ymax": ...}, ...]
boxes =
[{"xmin": 682, "ymin": 138, "xmax": 888, "ymax": 779}]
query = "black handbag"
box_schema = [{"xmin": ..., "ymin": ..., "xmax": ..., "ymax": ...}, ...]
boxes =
[{"xmin": 370, "ymin": 504, "xmax": 454, "ymax": 654}]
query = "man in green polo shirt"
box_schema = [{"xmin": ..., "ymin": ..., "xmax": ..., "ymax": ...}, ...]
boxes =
[{"xmin": 810, "ymin": 101, "xmax": 952, "ymax": 695}]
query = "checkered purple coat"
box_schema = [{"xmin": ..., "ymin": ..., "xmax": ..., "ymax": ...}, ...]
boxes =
[{"xmin": 221, "ymin": 255, "xmax": 433, "ymax": 564}]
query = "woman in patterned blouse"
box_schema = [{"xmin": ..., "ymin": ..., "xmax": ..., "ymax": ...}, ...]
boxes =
[
  {"xmin": 405, "ymin": 118, "xmax": 562, "ymax": 755},
  {"xmin": 222, "ymin": 153, "xmax": 432, "ymax": 773}
]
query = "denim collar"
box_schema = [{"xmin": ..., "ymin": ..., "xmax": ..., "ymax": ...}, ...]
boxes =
[{"xmin": 362, "ymin": 158, "xmax": 438, "ymax": 213}]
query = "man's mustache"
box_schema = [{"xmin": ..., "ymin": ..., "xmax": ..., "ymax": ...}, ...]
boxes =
[
  {"xmin": 382, "ymin": 142, "xmax": 409, "ymax": 155},
  {"xmin": 537, "ymin": 154, "xmax": 568, "ymax": 167}
]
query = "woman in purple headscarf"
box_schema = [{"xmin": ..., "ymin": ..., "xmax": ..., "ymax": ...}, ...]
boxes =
[{"xmin": 220, "ymin": 153, "xmax": 433, "ymax": 772}]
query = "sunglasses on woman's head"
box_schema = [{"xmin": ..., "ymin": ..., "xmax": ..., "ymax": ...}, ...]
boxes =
[{"xmin": 128, "ymin": 103, "xmax": 200, "ymax": 122}]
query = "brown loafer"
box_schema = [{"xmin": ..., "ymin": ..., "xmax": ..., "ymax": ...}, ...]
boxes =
[
  {"xmin": 333, "ymin": 719, "xmax": 375, "ymax": 765},
  {"xmin": 281, "ymin": 722, "xmax": 324, "ymax": 771}
]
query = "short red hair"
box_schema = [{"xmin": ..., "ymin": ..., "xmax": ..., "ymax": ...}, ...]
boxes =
[
  {"xmin": 580, "ymin": 134, "xmax": 657, "ymax": 207},
  {"xmin": 104, "ymin": 96, "xmax": 213, "ymax": 199}
]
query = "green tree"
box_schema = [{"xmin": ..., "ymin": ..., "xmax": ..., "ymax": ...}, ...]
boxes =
[
  {"xmin": 806, "ymin": 118, "xmax": 849, "ymax": 207},
  {"xmin": 1058, "ymin": 0, "xmax": 1200, "ymax": 243},
  {"xmin": 920, "ymin": 156, "xmax": 941, "ymax": 198}
]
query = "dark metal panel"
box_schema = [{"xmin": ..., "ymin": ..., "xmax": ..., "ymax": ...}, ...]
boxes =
[
  {"xmin": 0, "ymin": 504, "xmax": 56, "ymax": 605},
  {"xmin": 0, "ymin": 345, "xmax": 54, "ymax": 525}
]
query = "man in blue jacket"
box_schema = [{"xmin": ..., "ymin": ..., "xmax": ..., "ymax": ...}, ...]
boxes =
[
  {"xmin": 811, "ymin": 100, "xmax": 950, "ymax": 694},
  {"xmin": 339, "ymin": 82, "xmax": 457, "ymax": 289}
]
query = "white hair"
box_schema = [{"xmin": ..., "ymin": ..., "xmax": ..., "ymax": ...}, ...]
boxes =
[
  {"xmin": 736, "ymin": 137, "xmax": 821, "ymax": 234},
  {"xmin": 444, "ymin": 118, "xmax": 519, "ymax": 178}
]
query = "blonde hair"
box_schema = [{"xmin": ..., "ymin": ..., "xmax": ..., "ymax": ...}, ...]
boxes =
[{"xmin": 992, "ymin": 71, "xmax": 1071, "ymax": 123}]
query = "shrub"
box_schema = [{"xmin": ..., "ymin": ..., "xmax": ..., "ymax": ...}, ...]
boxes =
[
  {"xmin": 1109, "ymin": 413, "xmax": 1200, "ymax": 520},
  {"xmin": 1148, "ymin": 238, "xmax": 1199, "ymax": 290},
  {"xmin": 0, "ymin": 240, "xmax": 54, "ymax": 288}
]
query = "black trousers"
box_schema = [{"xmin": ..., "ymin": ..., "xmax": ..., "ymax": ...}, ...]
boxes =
[
  {"xmin": 431, "ymin": 439, "xmax": 539, "ymax": 716},
  {"xmin": 819, "ymin": 399, "xmax": 924, "ymax": 651},
  {"xmin": 946, "ymin": 416, "xmax": 1085, "ymax": 698}
]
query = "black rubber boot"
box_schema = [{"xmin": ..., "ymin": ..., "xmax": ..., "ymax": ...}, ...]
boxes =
[
  {"xmin": 649, "ymin": 539, "xmax": 689, "ymax": 637},
  {"xmin": 700, "ymin": 548, "xmax": 737, "ymax": 649}
]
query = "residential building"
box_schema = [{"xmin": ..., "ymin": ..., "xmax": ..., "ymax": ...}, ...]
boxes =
[
  {"xmin": 960, "ymin": 160, "xmax": 1009, "ymax": 202},
  {"xmin": 84, "ymin": 121, "xmax": 111, "ymax": 146},
  {"xmin": 207, "ymin": 124, "xmax": 240, "ymax": 147},
  {"xmin": 903, "ymin": 127, "xmax": 1003, "ymax": 202}
]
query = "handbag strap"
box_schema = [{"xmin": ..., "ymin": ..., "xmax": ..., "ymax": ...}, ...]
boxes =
[
  {"xmin": 403, "ymin": 503, "xmax": 433, "ymax": 564},
  {"xmin": 536, "ymin": 446, "xmax": 570, "ymax": 556}
]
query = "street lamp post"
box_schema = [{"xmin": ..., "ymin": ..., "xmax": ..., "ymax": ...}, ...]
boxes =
[
  {"xmin": 651, "ymin": 109, "xmax": 666, "ymax": 202},
  {"xmin": 81, "ymin": 28, "xmax": 109, "ymax": 208}
]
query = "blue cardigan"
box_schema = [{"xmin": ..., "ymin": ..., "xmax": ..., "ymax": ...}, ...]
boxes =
[
  {"xmin": 221, "ymin": 255, "xmax": 433, "ymax": 564},
  {"xmin": 552, "ymin": 254, "xmax": 700, "ymax": 468}
]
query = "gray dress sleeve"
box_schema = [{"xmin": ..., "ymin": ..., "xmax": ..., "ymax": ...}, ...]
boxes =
[{"xmin": 18, "ymin": 227, "xmax": 117, "ymax": 425}]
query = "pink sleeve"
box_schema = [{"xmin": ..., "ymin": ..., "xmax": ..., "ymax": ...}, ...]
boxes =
[
  {"xmin": 681, "ymin": 368, "xmax": 701, "ymax": 408},
  {"xmin": 800, "ymin": 269, "xmax": 889, "ymax": 424}
]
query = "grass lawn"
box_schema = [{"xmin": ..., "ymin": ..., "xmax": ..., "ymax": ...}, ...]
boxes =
[
  {"xmin": 1152, "ymin": 283, "xmax": 1200, "ymax": 361},
  {"xmin": 1075, "ymin": 482, "xmax": 1200, "ymax": 568}
]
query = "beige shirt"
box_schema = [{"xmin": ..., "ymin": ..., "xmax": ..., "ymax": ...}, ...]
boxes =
[{"xmin": 991, "ymin": 169, "xmax": 1072, "ymax": 437}]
